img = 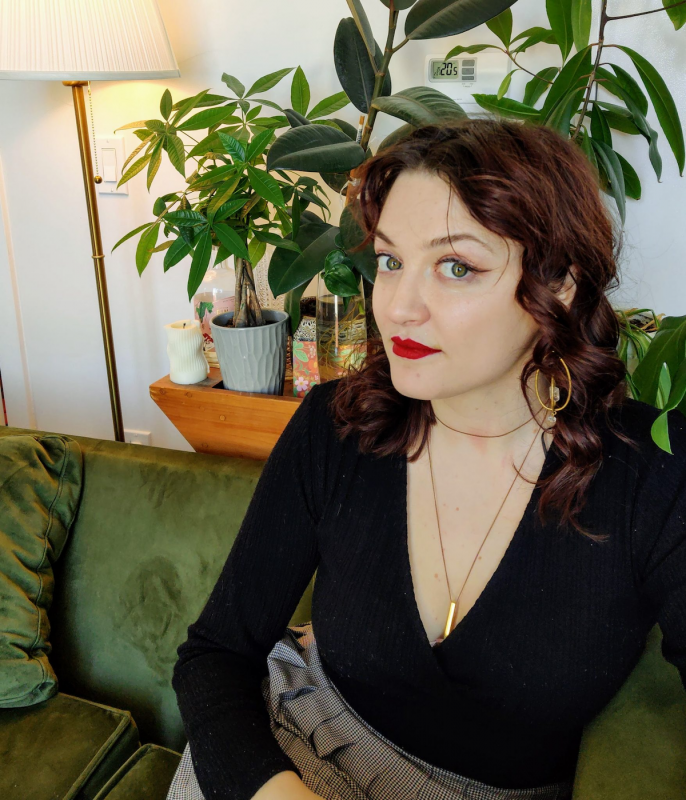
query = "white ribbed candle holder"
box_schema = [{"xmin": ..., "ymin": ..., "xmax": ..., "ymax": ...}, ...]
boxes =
[{"xmin": 164, "ymin": 319, "xmax": 209, "ymax": 384}]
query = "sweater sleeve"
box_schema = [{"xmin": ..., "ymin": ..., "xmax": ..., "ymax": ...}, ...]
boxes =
[
  {"xmin": 171, "ymin": 383, "xmax": 327, "ymax": 800},
  {"xmin": 631, "ymin": 407, "xmax": 686, "ymax": 690}
]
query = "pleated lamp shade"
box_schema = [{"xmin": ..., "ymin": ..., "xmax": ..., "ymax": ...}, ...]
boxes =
[{"xmin": 0, "ymin": 0, "xmax": 180, "ymax": 81}]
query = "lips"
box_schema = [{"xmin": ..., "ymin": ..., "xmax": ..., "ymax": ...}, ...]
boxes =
[{"xmin": 391, "ymin": 336, "xmax": 441, "ymax": 360}]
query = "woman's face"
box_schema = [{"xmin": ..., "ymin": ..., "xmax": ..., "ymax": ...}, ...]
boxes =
[{"xmin": 371, "ymin": 169, "xmax": 549, "ymax": 403}]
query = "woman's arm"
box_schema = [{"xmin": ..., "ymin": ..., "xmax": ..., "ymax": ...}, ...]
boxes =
[{"xmin": 172, "ymin": 384, "xmax": 329, "ymax": 800}]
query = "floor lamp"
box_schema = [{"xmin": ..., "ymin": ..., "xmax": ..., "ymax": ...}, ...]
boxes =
[{"xmin": 0, "ymin": 0, "xmax": 179, "ymax": 441}]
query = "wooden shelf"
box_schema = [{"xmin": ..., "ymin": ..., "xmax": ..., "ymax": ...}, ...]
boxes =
[{"xmin": 149, "ymin": 367, "xmax": 302, "ymax": 460}]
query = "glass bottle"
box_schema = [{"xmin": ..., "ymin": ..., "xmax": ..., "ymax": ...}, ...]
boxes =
[
  {"xmin": 192, "ymin": 250, "xmax": 236, "ymax": 369},
  {"xmin": 315, "ymin": 273, "xmax": 367, "ymax": 383}
]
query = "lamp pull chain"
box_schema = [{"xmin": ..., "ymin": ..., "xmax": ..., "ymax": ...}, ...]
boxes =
[{"xmin": 87, "ymin": 81, "xmax": 102, "ymax": 184}]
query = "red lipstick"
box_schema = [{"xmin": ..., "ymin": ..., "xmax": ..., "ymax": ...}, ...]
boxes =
[{"xmin": 391, "ymin": 336, "xmax": 442, "ymax": 360}]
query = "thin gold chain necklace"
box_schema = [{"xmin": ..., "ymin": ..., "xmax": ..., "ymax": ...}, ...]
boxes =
[{"xmin": 427, "ymin": 411, "xmax": 545, "ymax": 645}]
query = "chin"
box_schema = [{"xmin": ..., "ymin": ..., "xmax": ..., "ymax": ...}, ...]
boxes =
[{"xmin": 388, "ymin": 367, "xmax": 440, "ymax": 402}]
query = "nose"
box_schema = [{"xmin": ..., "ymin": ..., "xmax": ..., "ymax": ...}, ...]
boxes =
[{"xmin": 380, "ymin": 265, "xmax": 430, "ymax": 327}]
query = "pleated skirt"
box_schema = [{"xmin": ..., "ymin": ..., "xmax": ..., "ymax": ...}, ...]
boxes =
[{"xmin": 167, "ymin": 622, "xmax": 574, "ymax": 800}]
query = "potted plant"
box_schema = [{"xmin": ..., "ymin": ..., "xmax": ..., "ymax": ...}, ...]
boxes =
[{"xmin": 111, "ymin": 67, "xmax": 346, "ymax": 393}]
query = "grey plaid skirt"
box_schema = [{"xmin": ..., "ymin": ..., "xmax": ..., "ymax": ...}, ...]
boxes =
[{"xmin": 167, "ymin": 622, "xmax": 574, "ymax": 800}]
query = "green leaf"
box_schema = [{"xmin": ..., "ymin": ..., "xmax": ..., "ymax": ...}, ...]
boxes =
[
  {"xmin": 165, "ymin": 134, "xmax": 186, "ymax": 176},
  {"xmin": 248, "ymin": 236, "xmax": 268, "ymax": 266},
  {"xmin": 633, "ymin": 315, "xmax": 686, "ymax": 411},
  {"xmin": 597, "ymin": 65, "xmax": 648, "ymax": 116},
  {"xmin": 590, "ymin": 102, "xmax": 612, "ymax": 147},
  {"xmin": 378, "ymin": 0, "xmax": 418, "ymax": 8},
  {"xmin": 405, "ymin": 0, "xmax": 518, "ymax": 40},
  {"xmin": 444, "ymin": 43, "xmax": 499, "ymax": 58},
  {"xmin": 615, "ymin": 45, "xmax": 685, "ymax": 175},
  {"xmin": 334, "ymin": 17, "xmax": 391, "ymax": 115},
  {"xmin": 512, "ymin": 27, "xmax": 557, "ymax": 53},
  {"xmin": 170, "ymin": 89, "xmax": 211, "ymax": 123},
  {"xmin": 471, "ymin": 94, "xmax": 540, "ymax": 121},
  {"xmin": 292, "ymin": 192, "xmax": 301, "ymax": 241},
  {"xmin": 177, "ymin": 106, "xmax": 237, "ymax": 132},
  {"xmin": 592, "ymin": 101, "xmax": 641, "ymax": 135},
  {"xmin": 306, "ymin": 91, "xmax": 351, "ymax": 121},
  {"xmin": 663, "ymin": 0, "xmax": 686, "ymax": 30},
  {"xmin": 147, "ymin": 139, "xmax": 163, "ymax": 190},
  {"xmin": 546, "ymin": 0, "xmax": 573, "ymax": 62},
  {"xmin": 486, "ymin": 8, "xmax": 512, "ymax": 46},
  {"xmin": 284, "ymin": 281, "xmax": 309, "ymax": 337},
  {"xmin": 540, "ymin": 45, "xmax": 592, "ymax": 123},
  {"xmin": 345, "ymin": 0, "xmax": 378, "ymax": 69},
  {"xmin": 324, "ymin": 256, "xmax": 361, "ymax": 297},
  {"xmin": 497, "ymin": 69, "xmax": 517, "ymax": 100},
  {"xmin": 114, "ymin": 120, "xmax": 148, "ymax": 131},
  {"xmin": 221, "ymin": 73, "xmax": 246, "ymax": 97},
  {"xmin": 615, "ymin": 151, "xmax": 641, "ymax": 200},
  {"xmin": 253, "ymin": 230, "xmax": 302, "ymax": 252},
  {"xmin": 339, "ymin": 201, "xmax": 377, "ymax": 283},
  {"xmin": 160, "ymin": 89, "xmax": 172, "ymax": 120},
  {"xmin": 163, "ymin": 237, "xmax": 191, "ymax": 272},
  {"xmin": 291, "ymin": 66, "xmax": 311, "ymax": 116},
  {"xmin": 212, "ymin": 223, "xmax": 250, "ymax": 260},
  {"xmin": 112, "ymin": 222, "xmax": 153, "ymax": 253},
  {"xmin": 591, "ymin": 139, "xmax": 626, "ymax": 223},
  {"xmin": 206, "ymin": 176, "xmax": 242, "ymax": 219},
  {"xmin": 269, "ymin": 222, "xmax": 336, "ymax": 297},
  {"xmin": 218, "ymin": 132, "xmax": 246, "ymax": 162},
  {"xmin": 246, "ymin": 128, "xmax": 276, "ymax": 162},
  {"xmin": 267, "ymin": 124, "xmax": 366, "ymax": 172},
  {"xmin": 117, "ymin": 152, "xmax": 152, "ymax": 187},
  {"xmin": 120, "ymin": 133, "xmax": 155, "ymax": 176},
  {"xmin": 187, "ymin": 229, "xmax": 213, "ymax": 300},
  {"xmin": 571, "ymin": 0, "xmax": 592, "ymax": 52},
  {"xmin": 244, "ymin": 68, "xmax": 294, "ymax": 98},
  {"xmin": 247, "ymin": 165, "xmax": 286, "ymax": 207},
  {"xmin": 136, "ymin": 223, "xmax": 160, "ymax": 275},
  {"xmin": 164, "ymin": 209, "xmax": 208, "ymax": 225},
  {"xmin": 523, "ymin": 67, "xmax": 559, "ymax": 106},
  {"xmin": 371, "ymin": 86, "xmax": 467, "ymax": 126}
]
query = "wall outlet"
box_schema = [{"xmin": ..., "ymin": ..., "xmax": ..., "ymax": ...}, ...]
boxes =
[{"xmin": 124, "ymin": 429, "xmax": 152, "ymax": 446}]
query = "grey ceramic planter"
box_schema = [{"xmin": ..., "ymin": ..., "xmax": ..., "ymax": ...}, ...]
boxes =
[{"xmin": 210, "ymin": 309, "xmax": 289, "ymax": 394}]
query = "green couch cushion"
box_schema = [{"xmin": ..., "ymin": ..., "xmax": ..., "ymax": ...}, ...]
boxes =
[
  {"xmin": 94, "ymin": 744, "xmax": 181, "ymax": 800},
  {"xmin": 0, "ymin": 434, "xmax": 83, "ymax": 707},
  {"xmin": 572, "ymin": 624, "xmax": 686, "ymax": 798},
  {"xmin": 0, "ymin": 691, "xmax": 140, "ymax": 800}
]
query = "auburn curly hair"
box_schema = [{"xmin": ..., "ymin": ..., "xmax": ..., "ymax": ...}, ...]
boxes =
[{"xmin": 325, "ymin": 117, "xmax": 639, "ymax": 541}]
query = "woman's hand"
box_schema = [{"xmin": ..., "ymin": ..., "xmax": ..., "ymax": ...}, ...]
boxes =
[{"xmin": 252, "ymin": 769, "xmax": 324, "ymax": 799}]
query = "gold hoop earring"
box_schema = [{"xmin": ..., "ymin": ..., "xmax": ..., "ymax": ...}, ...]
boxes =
[{"xmin": 534, "ymin": 354, "xmax": 572, "ymax": 427}]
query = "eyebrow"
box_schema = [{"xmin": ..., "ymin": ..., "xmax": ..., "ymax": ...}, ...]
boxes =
[{"xmin": 374, "ymin": 229, "xmax": 495, "ymax": 254}]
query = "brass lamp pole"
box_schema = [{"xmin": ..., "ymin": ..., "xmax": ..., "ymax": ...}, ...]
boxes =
[{"xmin": 64, "ymin": 81, "xmax": 124, "ymax": 442}]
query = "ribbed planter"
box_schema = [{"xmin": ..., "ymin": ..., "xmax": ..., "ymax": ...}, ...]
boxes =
[{"xmin": 210, "ymin": 309, "xmax": 289, "ymax": 394}]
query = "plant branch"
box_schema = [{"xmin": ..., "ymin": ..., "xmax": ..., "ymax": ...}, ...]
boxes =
[
  {"xmin": 571, "ymin": 0, "xmax": 609, "ymax": 140},
  {"xmin": 606, "ymin": 0, "xmax": 686, "ymax": 21},
  {"xmin": 359, "ymin": 7, "xmax": 399, "ymax": 152}
]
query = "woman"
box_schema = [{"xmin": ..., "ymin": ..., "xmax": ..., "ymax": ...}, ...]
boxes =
[{"xmin": 167, "ymin": 118, "xmax": 686, "ymax": 800}]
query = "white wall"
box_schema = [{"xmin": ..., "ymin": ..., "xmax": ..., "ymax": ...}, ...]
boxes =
[{"xmin": 0, "ymin": 0, "xmax": 684, "ymax": 449}]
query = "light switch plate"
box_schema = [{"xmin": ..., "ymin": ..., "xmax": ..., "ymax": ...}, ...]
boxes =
[{"xmin": 96, "ymin": 136, "xmax": 129, "ymax": 195}]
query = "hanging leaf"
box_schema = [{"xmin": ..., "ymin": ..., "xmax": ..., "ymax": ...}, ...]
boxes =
[
  {"xmin": 334, "ymin": 17, "xmax": 391, "ymax": 114},
  {"xmin": 136, "ymin": 223, "xmax": 160, "ymax": 275},
  {"xmin": 591, "ymin": 139, "xmax": 626, "ymax": 223},
  {"xmin": 117, "ymin": 152, "xmax": 152, "ymax": 188},
  {"xmin": 212, "ymin": 223, "xmax": 250, "ymax": 261},
  {"xmin": 497, "ymin": 69, "xmax": 518, "ymax": 100},
  {"xmin": 248, "ymin": 236, "xmax": 268, "ymax": 266},
  {"xmin": 267, "ymin": 124, "xmax": 366, "ymax": 172},
  {"xmin": 593, "ymin": 101, "xmax": 641, "ymax": 136},
  {"xmin": 112, "ymin": 222, "xmax": 153, "ymax": 253},
  {"xmin": 590, "ymin": 103, "xmax": 612, "ymax": 147},
  {"xmin": 512, "ymin": 27, "xmax": 557, "ymax": 53},
  {"xmin": 252, "ymin": 230, "xmax": 302, "ymax": 252},
  {"xmin": 269, "ymin": 224, "xmax": 337, "ymax": 297},
  {"xmin": 247, "ymin": 165, "xmax": 286, "ymax": 207},
  {"xmin": 221, "ymin": 73, "xmax": 246, "ymax": 97},
  {"xmin": 597, "ymin": 65, "xmax": 648, "ymax": 116},
  {"xmin": 546, "ymin": 0, "xmax": 573, "ymax": 62},
  {"xmin": 571, "ymin": 0, "xmax": 592, "ymax": 52},
  {"xmin": 147, "ymin": 140, "xmax": 163, "ymax": 190},
  {"xmin": 472, "ymin": 94, "xmax": 539, "ymax": 121},
  {"xmin": 187, "ymin": 229, "xmax": 213, "ymax": 300},
  {"xmin": 523, "ymin": 67, "xmax": 559, "ymax": 106},
  {"xmin": 405, "ymin": 0, "xmax": 518, "ymax": 40},
  {"xmin": 165, "ymin": 134, "xmax": 186, "ymax": 176},
  {"xmin": 663, "ymin": 0, "xmax": 686, "ymax": 30},
  {"xmin": 346, "ymin": 0, "xmax": 379, "ymax": 70},
  {"xmin": 616, "ymin": 152, "xmax": 642, "ymax": 200},
  {"xmin": 120, "ymin": 133, "xmax": 155, "ymax": 176},
  {"xmin": 486, "ymin": 8, "xmax": 513, "ymax": 46},
  {"xmin": 614, "ymin": 45, "xmax": 685, "ymax": 175},
  {"xmin": 540, "ymin": 45, "xmax": 592, "ymax": 123},
  {"xmin": 378, "ymin": 0, "xmax": 418, "ymax": 8},
  {"xmin": 444, "ymin": 43, "xmax": 499, "ymax": 58},
  {"xmin": 163, "ymin": 237, "xmax": 192, "ymax": 272}
]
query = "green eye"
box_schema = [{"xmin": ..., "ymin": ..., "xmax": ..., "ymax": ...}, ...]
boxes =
[
  {"xmin": 376, "ymin": 254, "xmax": 402, "ymax": 271},
  {"xmin": 452, "ymin": 262, "xmax": 469, "ymax": 278}
]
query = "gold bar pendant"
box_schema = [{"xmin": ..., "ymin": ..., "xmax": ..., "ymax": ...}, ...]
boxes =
[{"xmin": 443, "ymin": 600, "xmax": 457, "ymax": 641}]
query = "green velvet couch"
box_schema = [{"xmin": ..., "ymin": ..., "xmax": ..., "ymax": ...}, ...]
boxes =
[{"xmin": 0, "ymin": 424, "xmax": 684, "ymax": 800}]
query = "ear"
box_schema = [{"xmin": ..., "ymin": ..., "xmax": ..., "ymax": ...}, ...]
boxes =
[{"xmin": 556, "ymin": 264, "xmax": 578, "ymax": 309}]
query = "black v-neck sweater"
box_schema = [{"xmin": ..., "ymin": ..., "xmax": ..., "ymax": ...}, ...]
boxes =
[{"xmin": 172, "ymin": 378, "xmax": 686, "ymax": 800}]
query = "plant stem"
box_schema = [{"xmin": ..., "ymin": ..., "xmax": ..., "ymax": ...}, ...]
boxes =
[
  {"xmin": 606, "ymin": 0, "xmax": 686, "ymax": 20},
  {"xmin": 571, "ymin": 0, "xmax": 609, "ymax": 141},
  {"xmin": 359, "ymin": 7, "xmax": 399, "ymax": 153}
]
